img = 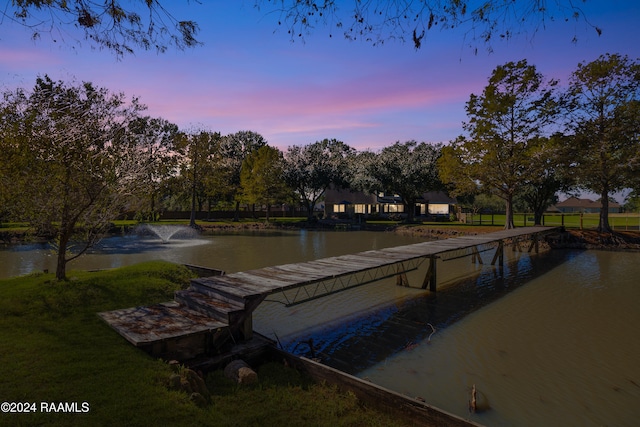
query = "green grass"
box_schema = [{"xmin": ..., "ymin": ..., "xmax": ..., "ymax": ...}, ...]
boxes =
[
  {"xmin": 0, "ymin": 262, "xmax": 408, "ymax": 427},
  {"xmin": 464, "ymin": 212, "xmax": 640, "ymax": 230}
]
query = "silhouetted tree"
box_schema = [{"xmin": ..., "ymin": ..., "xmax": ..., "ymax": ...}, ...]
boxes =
[
  {"xmin": 4, "ymin": 1, "xmax": 598, "ymax": 55},
  {"xmin": 261, "ymin": 0, "xmax": 601, "ymax": 51},
  {"xmin": 3, "ymin": 0, "xmax": 200, "ymax": 56}
]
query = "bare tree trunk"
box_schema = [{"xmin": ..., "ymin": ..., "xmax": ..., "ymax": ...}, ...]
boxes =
[
  {"xmin": 599, "ymin": 185, "xmax": 612, "ymax": 233},
  {"xmin": 533, "ymin": 210, "xmax": 543, "ymax": 226},
  {"xmin": 504, "ymin": 195, "xmax": 515, "ymax": 229},
  {"xmin": 189, "ymin": 168, "xmax": 197, "ymax": 228},
  {"xmin": 55, "ymin": 236, "xmax": 68, "ymax": 280},
  {"xmin": 405, "ymin": 200, "xmax": 415, "ymax": 223},
  {"xmin": 233, "ymin": 200, "xmax": 240, "ymax": 222}
]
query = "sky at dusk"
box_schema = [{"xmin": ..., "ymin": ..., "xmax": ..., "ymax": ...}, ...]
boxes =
[{"xmin": 1, "ymin": 1, "xmax": 639, "ymax": 152}]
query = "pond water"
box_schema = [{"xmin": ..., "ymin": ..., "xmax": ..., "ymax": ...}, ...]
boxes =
[
  {"xmin": 1, "ymin": 229, "xmax": 638, "ymax": 426},
  {"xmin": 356, "ymin": 249, "xmax": 640, "ymax": 427}
]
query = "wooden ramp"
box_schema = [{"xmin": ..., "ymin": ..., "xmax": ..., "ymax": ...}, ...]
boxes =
[{"xmin": 99, "ymin": 226, "xmax": 560, "ymax": 361}]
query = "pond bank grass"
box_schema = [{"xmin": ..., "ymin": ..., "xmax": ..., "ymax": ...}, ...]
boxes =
[{"xmin": 0, "ymin": 262, "xmax": 408, "ymax": 427}]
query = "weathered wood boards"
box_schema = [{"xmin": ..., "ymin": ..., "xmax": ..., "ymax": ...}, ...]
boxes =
[
  {"xmin": 193, "ymin": 226, "xmax": 559, "ymax": 300},
  {"xmin": 98, "ymin": 301, "xmax": 227, "ymax": 360},
  {"xmin": 99, "ymin": 226, "xmax": 559, "ymax": 360}
]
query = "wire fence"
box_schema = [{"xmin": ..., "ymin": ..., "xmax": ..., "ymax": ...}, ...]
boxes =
[{"xmin": 461, "ymin": 212, "xmax": 640, "ymax": 231}]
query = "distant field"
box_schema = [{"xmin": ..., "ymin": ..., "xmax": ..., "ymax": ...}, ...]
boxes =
[{"xmin": 465, "ymin": 212, "xmax": 640, "ymax": 230}]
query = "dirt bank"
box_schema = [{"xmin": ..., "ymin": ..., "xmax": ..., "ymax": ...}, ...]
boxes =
[{"xmin": 557, "ymin": 229, "xmax": 640, "ymax": 251}]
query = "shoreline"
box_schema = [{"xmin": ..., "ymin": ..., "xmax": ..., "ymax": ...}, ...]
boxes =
[{"xmin": 3, "ymin": 222, "xmax": 640, "ymax": 251}]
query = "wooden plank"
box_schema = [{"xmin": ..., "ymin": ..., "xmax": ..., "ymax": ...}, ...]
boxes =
[
  {"xmin": 198, "ymin": 226, "xmax": 560, "ymax": 300},
  {"xmin": 355, "ymin": 250, "xmax": 420, "ymax": 261},
  {"xmin": 230, "ymin": 271, "xmax": 293, "ymax": 290},
  {"xmin": 275, "ymin": 349, "xmax": 483, "ymax": 427},
  {"xmin": 98, "ymin": 302, "xmax": 226, "ymax": 345},
  {"xmin": 313, "ymin": 255, "xmax": 385, "ymax": 269},
  {"xmin": 307, "ymin": 257, "xmax": 372, "ymax": 271},
  {"xmin": 195, "ymin": 276, "xmax": 265, "ymax": 298},
  {"xmin": 234, "ymin": 272, "xmax": 300, "ymax": 290},
  {"xmin": 259, "ymin": 265, "xmax": 332, "ymax": 282}
]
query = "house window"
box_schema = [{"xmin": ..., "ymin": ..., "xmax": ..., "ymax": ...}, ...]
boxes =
[
  {"xmin": 384, "ymin": 204, "xmax": 404, "ymax": 213},
  {"xmin": 354, "ymin": 204, "xmax": 367, "ymax": 214},
  {"xmin": 334, "ymin": 204, "xmax": 346, "ymax": 213}
]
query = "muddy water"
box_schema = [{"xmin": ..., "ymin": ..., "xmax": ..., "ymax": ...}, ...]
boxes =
[
  {"xmin": 355, "ymin": 250, "xmax": 640, "ymax": 426},
  {"xmin": 0, "ymin": 230, "xmax": 422, "ymax": 278},
  {"xmin": 2, "ymin": 231, "xmax": 638, "ymax": 425}
]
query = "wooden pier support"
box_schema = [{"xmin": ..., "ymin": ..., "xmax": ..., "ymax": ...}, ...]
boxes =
[
  {"xmin": 490, "ymin": 241, "xmax": 504, "ymax": 267},
  {"xmin": 100, "ymin": 226, "xmax": 559, "ymax": 360},
  {"xmin": 471, "ymin": 246, "xmax": 483, "ymax": 264},
  {"xmin": 395, "ymin": 269, "xmax": 409, "ymax": 287},
  {"xmin": 527, "ymin": 234, "xmax": 540, "ymax": 253},
  {"xmin": 490, "ymin": 241, "xmax": 504, "ymax": 277},
  {"xmin": 421, "ymin": 256, "xmax": 438, "ymax": 292}
]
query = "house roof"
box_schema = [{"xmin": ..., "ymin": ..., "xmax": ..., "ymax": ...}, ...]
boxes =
[
  {"xmin": 325, "ymin": 189, "xmax": 457, "ymax": 205},
  {"xmin": 556, "ymin": 197, "xmax": 621, "ymax": 208},
  {"xmin": 418, "ymin": 191, "xmax": 457, "ymax": 204},
  {"xmin": 324, "ymin": 188, "xmax": 378, "ymax": 204}
]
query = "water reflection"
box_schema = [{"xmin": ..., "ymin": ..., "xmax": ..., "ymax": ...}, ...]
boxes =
[
  {"xmin": 356, "ymin": 250, "xmax": 640, "ymax": 427},
  {"xmin": 277, "ymin": 249, "xmax": 575, "ymax": 375},
  {"xmin": 2, "ymin": 231, "xmax": 638, "ymax": 425}
]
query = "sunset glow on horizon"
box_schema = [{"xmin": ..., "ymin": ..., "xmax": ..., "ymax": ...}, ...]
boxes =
[{"xmin": 1, "ymin": 1, "xmax": 638, "ymax": 151}]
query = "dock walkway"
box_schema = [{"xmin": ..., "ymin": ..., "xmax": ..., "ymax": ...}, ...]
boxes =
[{"xmin": 99, "ymin": 226, "xmax": 560, "ymax": 360}]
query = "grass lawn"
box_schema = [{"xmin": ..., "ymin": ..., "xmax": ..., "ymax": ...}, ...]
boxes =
[
  {"xmin": 464, "ymin": 212, "xmax": 640, "ymax": 230},
  {"xmin": 0, "ymin": 262, "xmax": 407, "ymax": 427}
]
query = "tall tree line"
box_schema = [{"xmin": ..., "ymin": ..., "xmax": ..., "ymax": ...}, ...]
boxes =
[
  {"xmin": 1, "ymin": 54, "xmax": 638, "ymax": 278},
  {"xmin": 439, "ymin": 53, "xmax": 640, "ymax": 231}
]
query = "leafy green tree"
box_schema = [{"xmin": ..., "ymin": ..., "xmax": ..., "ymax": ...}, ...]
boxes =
[
  {"xmin": 216, "ymin": 131, "xmax": 268, "ymax": 221},
  {"xmin": 623, "ymin": 190, "xmax": 640, "ymax": 213},
  {"xmin": 128, "ymin": 116, "xmax": 179, "ymax": 221},
  {"xmin": 176, "ymin": 130, "xmax": 222, "ymax": 227},
  {"xmin": 518, "ymin": 134, "xmax": 572, "ymax": 224},
  {"xmin": 0, "ymin": 88, "xmax": 28, "ymax": 223},
  {"xmin": 564, "ymin": 53, "xmax": 640, "ymax": 232},
  {"xmin": 361, "ymin": 141, "xmax": 443, "ymax": 223},
  {"xmin": 439, "ymin": 60, "xmax": 559, "ymax": 229},
  {"xmin": 283, "ymin": 139, "xmax": 355, "ymax": 219},
  {"xmin": 349, "ymin": 150, "xmax": 379, "ymax": 193},
  {"xmin": 471, "ymin": 193, "xmax": 505, "ymax": 213},
  {"xmin": 0, "ymin": 76, "xmax": 145, "ymax": 280},
  {"xmin": 239, "ymin": 145, "xmax": 291, "ymax": 221}
]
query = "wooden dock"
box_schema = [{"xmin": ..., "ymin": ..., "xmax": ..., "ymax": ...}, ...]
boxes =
[{"xmin": 99, "ymin": 226, "xmax": 560, "ymax": 361}]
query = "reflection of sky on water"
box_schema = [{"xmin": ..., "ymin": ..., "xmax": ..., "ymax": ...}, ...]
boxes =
[
  {"xmin": 1, "ymin": 230, "xmax": 423, "ymax": 279},
  {"xmin": 280, "ymin": 249, "xmax": 577, "ymax": 375},
  {"xmin": 0, "ymin": 234, "xmax": 213, "ymax": 278},
  {"xmin": 90, "ymin": 235, "xmax": 210, "ymax": 255}
]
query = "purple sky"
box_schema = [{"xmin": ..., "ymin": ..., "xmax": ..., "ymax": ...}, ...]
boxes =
[{"xmin": 1, "ymin": 1, "xmax": 639, "ymax": 152}]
